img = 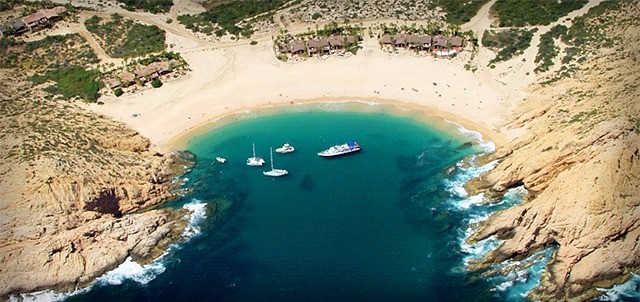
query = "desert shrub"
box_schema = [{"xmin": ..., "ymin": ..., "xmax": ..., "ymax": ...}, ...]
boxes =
[
  {"xmin": 534, "ymin": 25, "xmax": 567, "ymax": 73},
  {"xmin": 85, "ymin": 14, "xmax": 166, "ymax": 58},
  {"xmin": 114, "ymin": 88, "xmax": 124, "ymax": 97},
  {"xmin": 433, "ymin": 0, "xmax": 490, "ymax": 25},
  {"xmin": 33, "ymin": 66, "xmax": 101, "ymax": 102},
  {"xmin": 177, "ymin": 0, "xmax": 285, "ymax": 37},
  {"xmin": 492, "ymin": 0, "xmax": 588, "ymax": 27},
  {"xmin": 151, "ymin": 78, "xmax": 162, "ymax": 88},
  {"xmin": 482, "ymin": 29, "xmax": 535, "ymax": 64},
  {"xmin": 117, "ymin": 0, "xmax": 173, "ymax": 14}
]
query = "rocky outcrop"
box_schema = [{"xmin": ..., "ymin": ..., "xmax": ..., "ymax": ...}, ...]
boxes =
[
  {"xmin": 0, "ymin": 78, "xmax": 195, "ymax": 297},
  {"xmin": 466, "ymin": 3, "xmax": 640, "ymax": 300}
]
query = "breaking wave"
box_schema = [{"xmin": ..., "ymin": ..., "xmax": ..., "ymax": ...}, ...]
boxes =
[
  {"xmin": 10, "ymin": 199, "xmax": 208, "ymax": 301},
  {"xmin": 595, "ymin": 274, "xmax": 640, "ymax": 301}
]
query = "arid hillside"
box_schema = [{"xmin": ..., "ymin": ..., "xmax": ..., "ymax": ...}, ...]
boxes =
[
  {"xmin": 468, "ymin": 1, "xmax": 640, "ymax": 300},
  {"xmin": 0, "ymin": 53, "xmax": 193, "ymax": 298}
]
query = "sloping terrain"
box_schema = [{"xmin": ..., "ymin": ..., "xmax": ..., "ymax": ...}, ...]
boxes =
[{"xmin": 467, "ymin": 2, "xmax": 640, "ymax": 300}]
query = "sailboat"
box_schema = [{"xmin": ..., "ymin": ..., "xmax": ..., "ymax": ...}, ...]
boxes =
[
  {"xmin": 263, "ymin": 148, "xmax": 288, "ymax": 177},
  {"xmin": 247, "ymin": 143, "xmax": 265, "ymax": 166}
]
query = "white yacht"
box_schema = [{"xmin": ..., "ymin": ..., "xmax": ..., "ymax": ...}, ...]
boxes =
[
  {"xmin": 215, "ymin": 157, "xmax": 226, "ymax": 163},
  {"xmin": 263, "ymin": 148, "xmax": 288, "ymax": 177},
  {"xmin": 317, "ymin": 141, "xmax": 360, "ymax": 157},
  {"xmin": 247, "ymin": 143, "xmax": 265, "ymax": 166},
  {"xmin": 275, "ymin": 143, "xmax": 295, "ymax": 154}
]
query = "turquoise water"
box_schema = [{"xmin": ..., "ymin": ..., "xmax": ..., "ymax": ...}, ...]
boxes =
[{"xmin": 63, "ymin": 106, "xmax": 545, "ymax": 301}]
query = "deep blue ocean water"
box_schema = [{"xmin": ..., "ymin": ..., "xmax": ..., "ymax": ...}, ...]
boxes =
[{"xmin": 47, "ymin": 104, "xmax": 637, "ymax": 302}]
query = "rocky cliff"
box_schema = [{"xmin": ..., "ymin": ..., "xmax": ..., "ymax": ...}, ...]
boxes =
[
  {"xmin": 467, "ymin": 2, "xmax": 640, "ymax": 300},
  {"xmin": 0, "ymin": 76, "xmax": 194, "ymax": 297}
]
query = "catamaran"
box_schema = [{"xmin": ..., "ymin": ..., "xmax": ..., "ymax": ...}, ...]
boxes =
[
  {"xmin": 263, "ymin": 148, "xmax": 288, "ymax": 177},
  {"xmin": 275, "ymin": 143, "xmax": 295, "ymax": 154},
  {"xmin": 317, "ymin": 141, "xmax": 360, "ymax": 157},
  {"xmin": 247, "ymin": 143, "xmax": 265, "ymax": 166}
]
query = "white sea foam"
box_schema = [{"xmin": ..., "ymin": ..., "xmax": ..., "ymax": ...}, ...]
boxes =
[
  {"xmin": 12, "ymin": 199, "xmax": 208, "ymax": 300},
  {"xmin": 446, "ymin": 120, "xmax": 496, "ymax": 153},
  {"xmin": 182, "ymin": 199, "xmax": 208, "ymax": 239},
  {"xmin": 97, "ymin": 256, "xmax": 167, "ymax": 286},
  {"xmin": 9, "ymin": 290, "xmax": 69, "ymax": 302},
  {"xmin": 454, "ymin": 193, "xmax": 485, "ymax": 210},
  {"xmin": 596, "ymin": 274, "xmax": 640, "ymax": 301}
]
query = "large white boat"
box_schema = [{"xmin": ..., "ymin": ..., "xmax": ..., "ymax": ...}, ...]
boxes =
[
  {"xmin": 275, "ymin": 143, "xmax": 295, "ymax": 154},
  {"xmin": 317, "ymin": 141, "xmax": 360, "ymax": 157},
  {"xmin": 263, "ymin": 148, "xmax": 288, "ymax": 177},
  {"xmin": 247, "ymin": 143, "xmax": 266, "ymax": 166}
]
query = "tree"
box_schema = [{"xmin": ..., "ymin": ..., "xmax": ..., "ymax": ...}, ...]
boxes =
[
  {"xmin": 151, "ymin": 78, "xmax": 162, "ymax": 88},
  {"xmin": 114, "ymin": 88, "xmax": 124, "ymax": 97}
]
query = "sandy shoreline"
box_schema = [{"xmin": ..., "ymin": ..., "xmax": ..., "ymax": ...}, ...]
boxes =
[{"xmin": 85, "ymin": 31, "xmax": 523, "ymax": 153}]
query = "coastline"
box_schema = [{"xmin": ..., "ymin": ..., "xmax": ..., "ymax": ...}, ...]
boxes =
[
  {"xmin": 84, "ymin": 33, "xmax": 523, "ymax": 155},
  {"xmin": 162, "ymin": 98, "xmax": 509, "ymax": 152}
]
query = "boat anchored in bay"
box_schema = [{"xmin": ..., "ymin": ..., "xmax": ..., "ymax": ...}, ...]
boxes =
[
  {"xmin": 263, "ymin": 148, "xmax": 288, "ymax": 177},
  {"xmin": 247, "ymin": 143, "xmax": 266, "ymax": 166},
  {"xmin": 317, "ymin": 141, "xmax": 360, "ymax": 157},
  {"xmin": 275, "ymin": 143, "xmax": 295, "ymax": 154}
]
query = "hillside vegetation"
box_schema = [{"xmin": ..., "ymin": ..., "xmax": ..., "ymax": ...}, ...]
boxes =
[
  {"xmin": 469, "ymin": 1, "xmax": 640, "ymax": 300},
  {"xmin": 492, "ymin": 0, "xmax": 588, "ymax": 27},
  {"xmin": 0, "ymin": 34, "xmax": 102, "ymax": 102},
  {"xmin": 85, "ymin": 14, "xmax": 166, "ymax": 58}
]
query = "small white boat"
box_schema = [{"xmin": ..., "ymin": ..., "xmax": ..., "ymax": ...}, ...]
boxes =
[
  {"xmin": 275, "ymin": 143, "xmax": 295, "ymax": 154},
  {"xmin": 247, "ymin": 143, "xmax": 265, "ymax": 166},
  {"xmin": 317, "ymin": 141, "xmax": 360, "ymax": 157},
  {"xmin": 263, "ymin": 148, "xmax": 288, "ymax": 177},
  {"xmin": 216, "ymin": 157, "xmax": 226, "ymax": 163}
]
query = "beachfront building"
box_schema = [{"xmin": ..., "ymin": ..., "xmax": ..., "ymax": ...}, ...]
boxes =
[
  {"xmin": 378, "ymin": 33, "xmax": 464, "ymax": 58},
  {"xmin": 394, "ymin": 33, "xmax": 409, "ymax": 48},
  {"xmin": 328, "ymin": 35, "xmax": 345, "ymax": 50},
  {"xmin": 407, "ymin": 35, "xmax": 432, "ymax": 50},
  {"xmin": 307, "ymin": 38, "xmax": 330, "ymax": 56},
  {"xmin": 289, "ymin": 40, "xmax": 306, "ymax": 55},
  {"xmin": 450, "ymin": 36, "xmax": 465, "ymax": 51},
  {"xmin": 104, "ymin": 59, "xmax": 181, "ymax": 92}
]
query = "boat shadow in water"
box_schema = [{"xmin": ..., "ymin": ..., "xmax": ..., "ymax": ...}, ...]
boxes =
[{"xmin": 299, "ymin": 174, "xmax": 315, "ymax": 191}]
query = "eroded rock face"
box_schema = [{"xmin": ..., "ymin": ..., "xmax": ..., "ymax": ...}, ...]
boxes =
[
  {"xmin": 467, "ymin": 3, "xmax": 640, "ymax": 300},
  {"xmin": 0, "ymin": 79, "xmax": 195, "ymax": 297}
]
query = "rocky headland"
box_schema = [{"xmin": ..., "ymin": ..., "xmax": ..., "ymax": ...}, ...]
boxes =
[
  {"xmin": 466, "ymin": 2, "xmax": 640, "ymax": 300},
  {"xmin": 0, "ymin": 76, "xmax": 194, "ymax": 297},
  {"xmin": 0, "ymin": 0, "xmax": 638, "ymax": 300}
]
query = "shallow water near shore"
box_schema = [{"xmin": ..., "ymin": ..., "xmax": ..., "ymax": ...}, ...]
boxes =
[{"xmin": 63, "ymin": 105, "xmax": 543, "ymax": 301}]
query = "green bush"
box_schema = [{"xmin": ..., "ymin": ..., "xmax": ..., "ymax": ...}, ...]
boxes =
[
  {"xmin": 85, "ymin": 15, "xmax": 166, "ymax": 58},
  {"xmin": 117, "ymin": 0, "xmax": 173, "ymax": 14},
  {"xmin": 250, "ymin": 40, "xmax": 258, "ymax": 45},
  {"xmin": 534, "ymin": 25, "xmax": 567, "ymax": 73},
  {"xmin": 177, "ymin": 0, "xmax": 285, "ymax": 37},
  {"xmin": 114, "ymin": 88, "xmax": 124, "ymax": 97},
  {"xmin": 434, "ymin": 0, "xmax": 490, "ymax": 25},
  {"xmin": 482, "ymin": 29, "xmax": 535, "ymax": 64},
  {"xmin": 492, "ymin": 0, "xmax": 588, "ymax": 27},
  {"xmin": 34, "ymin": 66, "xmax": 102, "ymax": 102},
  {"xmin": 151, "ymin": 78, "xmax": 162, "ymax": 88}
]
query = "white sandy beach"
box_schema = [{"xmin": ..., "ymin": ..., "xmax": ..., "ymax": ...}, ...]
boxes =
[{"xmin": 85, "ymin": 30, "xmax": 525, "ymax": 152}]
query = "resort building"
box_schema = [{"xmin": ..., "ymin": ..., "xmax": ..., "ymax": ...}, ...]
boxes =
[
  {"xmin": 307, "ymin": 38, "xmax": 330, "ymax": 56},
  {"xmin": 0, "ymin": 19, "xmax": 28, "ymax": 36},
  {"xmin": 407, "ymin": 35, "xmax": 432, "ymax": 50},
  {"xmin": 394, "ymin": 33, "xmax": 409, "ymax": 48},
  {"xmin": 0, "ymin": 7, "xmax": 65, "ymax": 36},
  {"xmin": 289, "ymin": 40, "xmax": 306, "ymax": 55}
]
